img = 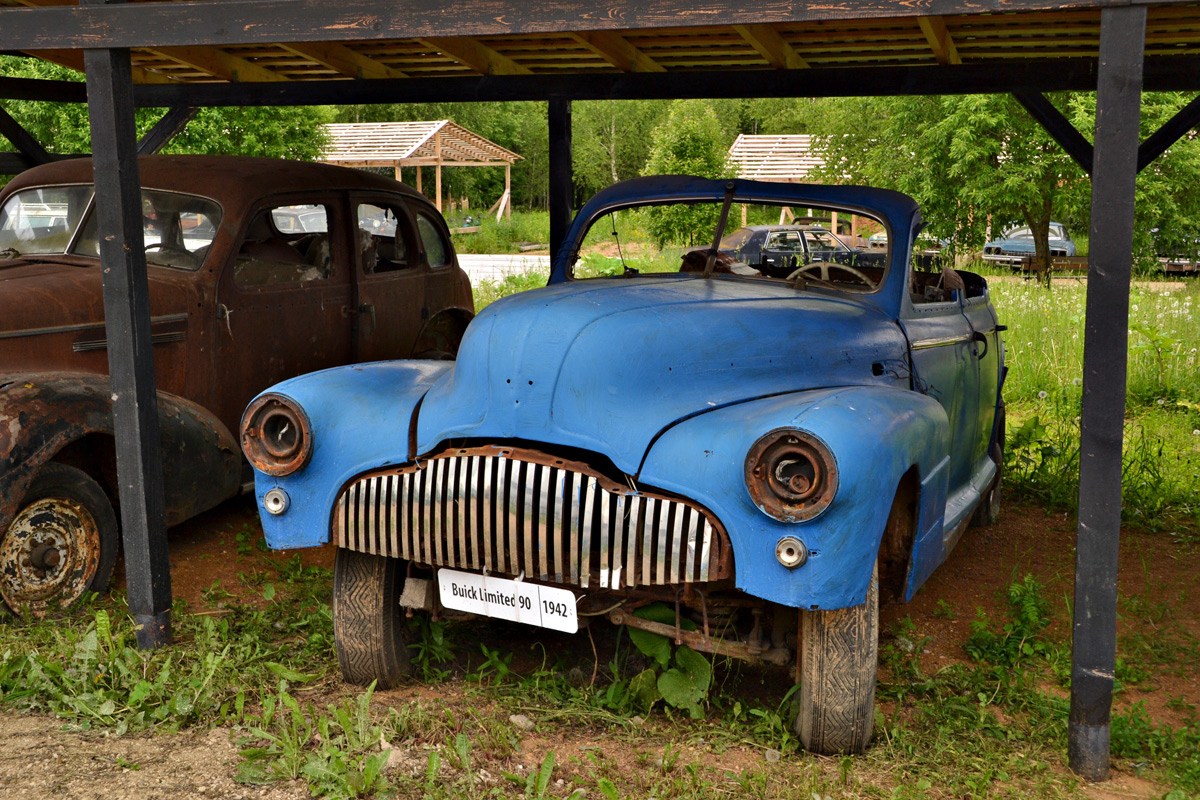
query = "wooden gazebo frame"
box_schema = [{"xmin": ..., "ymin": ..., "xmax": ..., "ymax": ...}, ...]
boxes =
[
  {"xmin": 321, "ymin": 120, "xmax": 520, "ymax": 219},
  {"xmin": 2, "ymin": 0, "xmax": 1199, "ymax": 781}
]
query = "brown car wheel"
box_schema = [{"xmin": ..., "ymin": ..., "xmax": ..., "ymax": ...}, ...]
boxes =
[
  {"xmin": 0, "ymin": 462, "xmax": 119, "ymax": 615},
  {"xmin": 332, "ymin": 548, "xmax": 411, "ymax": 688},
  {"xmin": 795, "ymin": 562, "xmax": 879, "ymax": 755}
]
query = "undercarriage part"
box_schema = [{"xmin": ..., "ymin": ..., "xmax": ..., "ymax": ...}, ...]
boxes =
[{"xmin": 608, "ymin": 608, "xmax": 790, "ymax": 667}]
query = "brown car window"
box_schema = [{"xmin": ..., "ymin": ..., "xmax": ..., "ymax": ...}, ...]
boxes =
[
  {"xmin": 66, "ymin": 189, "xmax": 222, "ymax": 270},
  {"xmin": 356, "ymin": 203, "xmax": 412, "ymax": 274},
  {"xmin": 0, "ymin": 185, "xmax": 92, "ymax": 256},
  {"xmin": 416, "ymin": 211, "xmax": 450, "ymax": 268},
  {"xmin": 234, "ymin": 205, "xmax": 332, "ymax": 287}
]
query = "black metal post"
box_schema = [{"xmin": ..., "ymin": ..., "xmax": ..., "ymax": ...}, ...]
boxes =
[
  {"xmin": 548, "ymin": 97, "xmax": 573, "ymax": 259},
  {"xmin": 1069, "ymin": 4, "xmax": 1145, "ymax": 781},
  {"xmin": 83, "ymin": 37, "xmax": 173, "ymax": 648}
]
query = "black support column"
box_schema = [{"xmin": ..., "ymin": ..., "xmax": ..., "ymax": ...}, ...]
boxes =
[
  {"xmin": 1069, "ymin": 4, "xmax": 1145, "ymax": 781},
  {"xmin": 548, "ymin": 97, "xmax": 573, "ymax": 259},
  {"xmin": 83, "ymin": 16, "xmax": 173, "ymax": 649}
]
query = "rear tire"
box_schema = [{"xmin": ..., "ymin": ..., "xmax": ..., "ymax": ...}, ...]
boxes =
[
  {"xmin": 0, "ymin": 462, "xmax": 118, "ymax": 615},
  {"xmin": 332, "ymin": 548, "xmax": 410, "ymax": 688},
  {"xmin": 795, "ymin": 563, "xmax": 878, "ymax": 755}
]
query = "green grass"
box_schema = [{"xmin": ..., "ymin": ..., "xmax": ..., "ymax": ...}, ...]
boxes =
[{"xmin": 982, "ymin": 268, "xmax": 1200, "ymax": 526}]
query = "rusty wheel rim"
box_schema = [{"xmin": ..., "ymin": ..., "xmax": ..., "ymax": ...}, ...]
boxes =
[{"xmin": 0, "ymin": 497, "xmax": 101, "ymax": 614}]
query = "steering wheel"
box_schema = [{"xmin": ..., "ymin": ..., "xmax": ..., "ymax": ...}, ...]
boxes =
[
  {"xmin": 789, "ymin": 260, "xmax": 877, "ymax": 290},
  {"xmin": 145, "ymin": 243, "xmax": 200, "ymax": 268}
]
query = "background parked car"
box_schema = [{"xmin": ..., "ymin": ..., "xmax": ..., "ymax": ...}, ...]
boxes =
[
  {"xmin": 982, "ymin": 222, "xmax": 1076, "ymax": 267},
  {"xmin": 717, "ymin": 223, "xmax": 886, "ymax": 277},
  {"xmin": 0, "ymin": 155, "xmax": 474, "ymax": 613},
  {"xmin": 243, "ymin": 175, "xmax": 1005, "ymax": 756}
]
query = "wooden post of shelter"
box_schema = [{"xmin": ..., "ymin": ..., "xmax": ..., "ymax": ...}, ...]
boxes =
[
  {"xmin": 434, "ymin": 130, "xmax": 442, "ymax": 212},
  {"xmin": 548, "ymin": 97, "xmax": 572, "ymax": 258},
  {"xmin": 81, "ymin": 0, "xmax": 172, "ymax": 650},
  {"xmin": 1068, "ymin": 4, "xmax": 1146, "ymax": 781}
]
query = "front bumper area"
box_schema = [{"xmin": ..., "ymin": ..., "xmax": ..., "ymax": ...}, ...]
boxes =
[{"xmin": 332, "ymin": 444, "xmax": 733, "ymax": 590}]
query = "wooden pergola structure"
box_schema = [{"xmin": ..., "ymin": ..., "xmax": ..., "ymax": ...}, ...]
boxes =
[
  {"xmin": 321, "ymin": 120, "xmax": 520, "ymax": 218},
  {"xmin": 728, "ymin": 134, "xmax": 835, "ymax": 227},
  {"xmin": 2, "ymin": 0, "xmax": 1199, "ymax": 781}
]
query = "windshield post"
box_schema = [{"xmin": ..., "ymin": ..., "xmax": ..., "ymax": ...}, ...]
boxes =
[{"xmin": 701, "ymin": 182, "xmax": 737, "ymax": 279}]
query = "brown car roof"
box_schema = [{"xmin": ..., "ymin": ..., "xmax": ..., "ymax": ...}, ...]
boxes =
[{"xmin": 0, "ymin": 155, "xmax": 429, "ymax": 208}]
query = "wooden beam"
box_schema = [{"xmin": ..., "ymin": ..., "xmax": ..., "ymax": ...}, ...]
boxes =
[
  {"xmin": 1013, "ymin": 91, "xmax": 1093, "ymax": 173},
  {"xmin": 83, "ymin": 21, "xmax": 173, "ymax": 650},
  {"xmin": 570, "ymin": 31, "xmax": 665, "ymax": 72},
  {"xmin": 277, "ymin": 42, "xmax": 408, "ymax": 79},
  {"xmin": 0, "ymin": 0, "xmax": 1155, "ymax": 51},
  {"xmin": 0, "ymin": 74, "xmax": 88, "ymax": 102},
  {"xmin": 145, "ymin": 46, "xmax": 287, "ymax": 83},
  {"xmin": 420, "ymin": 37, "xmax": 532, "ymax": 76},
  {"xmin": 734, "ymin": 24, "xmax": 809, "ymax": 69},
  {"xmin": 22, "ymin": 48, "xmax": 170, "ymax": 84},
  {"xmin": 0, "ymin": 152, "xmax": 35, "ymax": 174},
  {"xmin": 137, "ymin": 106, "xmax": 197, "ymax": 154},
  {"xmin": 917, "ymin": 15, "xmax": 961, "ymax": 65},
  {"xmin": 1069, "ymin": 3, "xmax": 1146, "ymax": 783},
  {"xmin": 132, "ymin": 57, "xmax": 1200, "ymax": 109},
  {"xmin": 0, "ymin": 104, "xmax": 52, "ymax": 164}
]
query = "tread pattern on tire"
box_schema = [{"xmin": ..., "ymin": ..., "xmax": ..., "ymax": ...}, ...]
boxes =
[
  {"xmin": 333, "ymin": 548, "xmax": 410, "ymax": 689},
  {"xmin": 797, "ymin": 564, "xmax": 878, "ymax": 755}
]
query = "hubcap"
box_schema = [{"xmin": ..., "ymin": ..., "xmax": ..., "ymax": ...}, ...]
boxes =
[{"xmin": 0, "ymin": 497, "xmax": 101, "ymax": 614}]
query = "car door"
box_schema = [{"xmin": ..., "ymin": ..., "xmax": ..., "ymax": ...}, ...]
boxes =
[
  {"xmin": 212, "ymin": 196, "xmax": 353, "ymax": 429},
  {"xmin": 349, "ymin": 194, "xmax": 430, "ymax": 362},
  {"xmin": 900, "ymin": 266, "xmax": 982, "ymax": 536}
]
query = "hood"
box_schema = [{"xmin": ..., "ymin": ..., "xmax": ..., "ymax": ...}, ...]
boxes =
[
  {"xmin": 415, "ymin": 275, "xmax": 908, "ymax": 474},
  {"xmin": 0, "ymin": 259, "xmax": 109, "ymax": 332}
]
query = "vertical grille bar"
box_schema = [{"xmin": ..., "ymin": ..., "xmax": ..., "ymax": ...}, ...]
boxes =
[
  {"xmin": 480, "ymin": 457, "xmax": 494, "ymax": 572},
  {"xmin": 699, "ymin": 520, "xmax": 713, "ymax": 582},
  {"xmin": 400, "ymin": 472, "xmax": 413, "ymax": 559},
  {"xmin": 456, "ymin": 457, "xmax": 470, "ymax": 569},
  {"xmin": 641, "ymin": 497, "xmax": 655, "ymax": 586},
  {"xmin": 656, "ymin": 501, "xmax": 669, "ymax": 585},
  {"xmin": 598, "ymin": 487, "xmax": 611, "ymax": 589},
  {"xmin": 624, "ymin": 495, "xmax": 640, "ymax": 589},
  {"xmin": 506, "ymin": 458, "xmax": 522, "ymax": 575},
  {"xmin": 579, "ymin": 477, "xmax": 596, "ymax": 588},
  {"xmin": 670, "ymin": 503, "xmax": 686, "ymax": 584},
  {"xmin": 611, "ymin": 494, "xmax": 627, "ymax": 590},
  {"xmin": 683, "ymin": 507, "xmax": 699, "ymax": 583},
  {"xmin": 552, "ymin": 469, "xmax": 566, "ymax": 584},
  {"xmin": 567, "ymin": 471, "xmax": 581, "ymax": 583},
  {"xmin": 536, "ymin": 465, "xmax": 551, "ymax": 581}
]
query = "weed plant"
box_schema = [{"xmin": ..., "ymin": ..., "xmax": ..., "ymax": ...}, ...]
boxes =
[{"xmin": 983, "ymin": 270, "xmax": 1200, "ymax": 526}]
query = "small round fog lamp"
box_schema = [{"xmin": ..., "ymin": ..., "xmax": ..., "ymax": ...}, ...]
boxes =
[
  {"xmin": 264, "ymin": 488, "xmax": 290, "ymax": 516},
  {"xmin": 776, "ymin": 536, "xmax": 808, "ymax": 568}
]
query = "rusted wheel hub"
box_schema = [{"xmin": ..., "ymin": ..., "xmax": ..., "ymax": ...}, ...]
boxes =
[{"xmin": 0, "ymin": 497, "xmax": 101, "ymax": 613}]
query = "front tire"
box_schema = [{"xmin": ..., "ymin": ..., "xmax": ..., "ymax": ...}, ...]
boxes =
[
  {"xmin": 0, "ymin": 462, "xmax": 119, "ymax": 615},
  {"xmin": 971, "ymin": 403, "xmax": 1005, "ymax": 527},
  {"xmin": 332, "ymin": 548, "xmax": 410, "ymax": 688},
  {"xmin": 795, "ymin": 563, "xmax": 878, "ymax": 755}
]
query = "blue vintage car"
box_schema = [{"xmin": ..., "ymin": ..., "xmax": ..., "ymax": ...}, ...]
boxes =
[
  {"xmin": 241, "ymin": 176, "xmax": 1005, "ymax": 755},
  {"xmin": 982, "ymin": 221, "xmax": 1076, "ymax": 267}
]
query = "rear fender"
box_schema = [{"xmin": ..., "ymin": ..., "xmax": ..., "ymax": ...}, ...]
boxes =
[
  {"xmin": 638, "ymin": 385, "xmax": 950, "ymax": 609},
  {"xmin": 0, "ymin": 373, "xmax": 241, "ymax": 533}
]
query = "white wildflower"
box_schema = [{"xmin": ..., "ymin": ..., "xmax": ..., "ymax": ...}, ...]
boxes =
[{"xmin": 1038, "ymin": 391, "xmax": 1049, "ymax": 400}]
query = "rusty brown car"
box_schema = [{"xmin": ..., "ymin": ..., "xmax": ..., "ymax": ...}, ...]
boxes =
[{"xmin": 0, "ymin": 155, "xmax": 474, "ymax": 613}]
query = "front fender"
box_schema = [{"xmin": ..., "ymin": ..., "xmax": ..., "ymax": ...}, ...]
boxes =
[
  {"xmin": 251, "ymin": 361, "xmax": 452, "ymax": 549},
  {"xmin": 638, "ymin": 385, "xmax": 950, "ymax": 609},
  {"xmin": 0, "ymin": 373, "xmax": 241, "ymax": 533}
]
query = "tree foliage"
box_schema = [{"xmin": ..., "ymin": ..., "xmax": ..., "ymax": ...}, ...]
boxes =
[
  {"xmin": 808, "ymin": 92, "xmax": 1200, "ymax": 269},
  {"xmin": 0, "ymin": 55, "xmax": 331, "ymax": 177},
  {"xmin": 641, "ymin": 100, "xmax": 736, "ymax": 247}
]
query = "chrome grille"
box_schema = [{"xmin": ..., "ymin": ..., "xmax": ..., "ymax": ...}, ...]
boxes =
[{"xmin": 332, "ymin": 449, "xmax": 729, "ymax": 588}]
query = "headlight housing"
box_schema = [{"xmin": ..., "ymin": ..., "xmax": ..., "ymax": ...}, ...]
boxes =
[
  {"xmin": 745, "ymin": 429, "xmax": 837, "ymax": 522},
  {"xmin": 241, "ymin": 394, "xmax": 312, "ymax": 477}
]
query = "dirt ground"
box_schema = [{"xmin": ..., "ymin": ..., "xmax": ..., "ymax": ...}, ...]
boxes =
[{"xmin": 0, "ymin": 496, "xmax": 1196, "ymax": 799}]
